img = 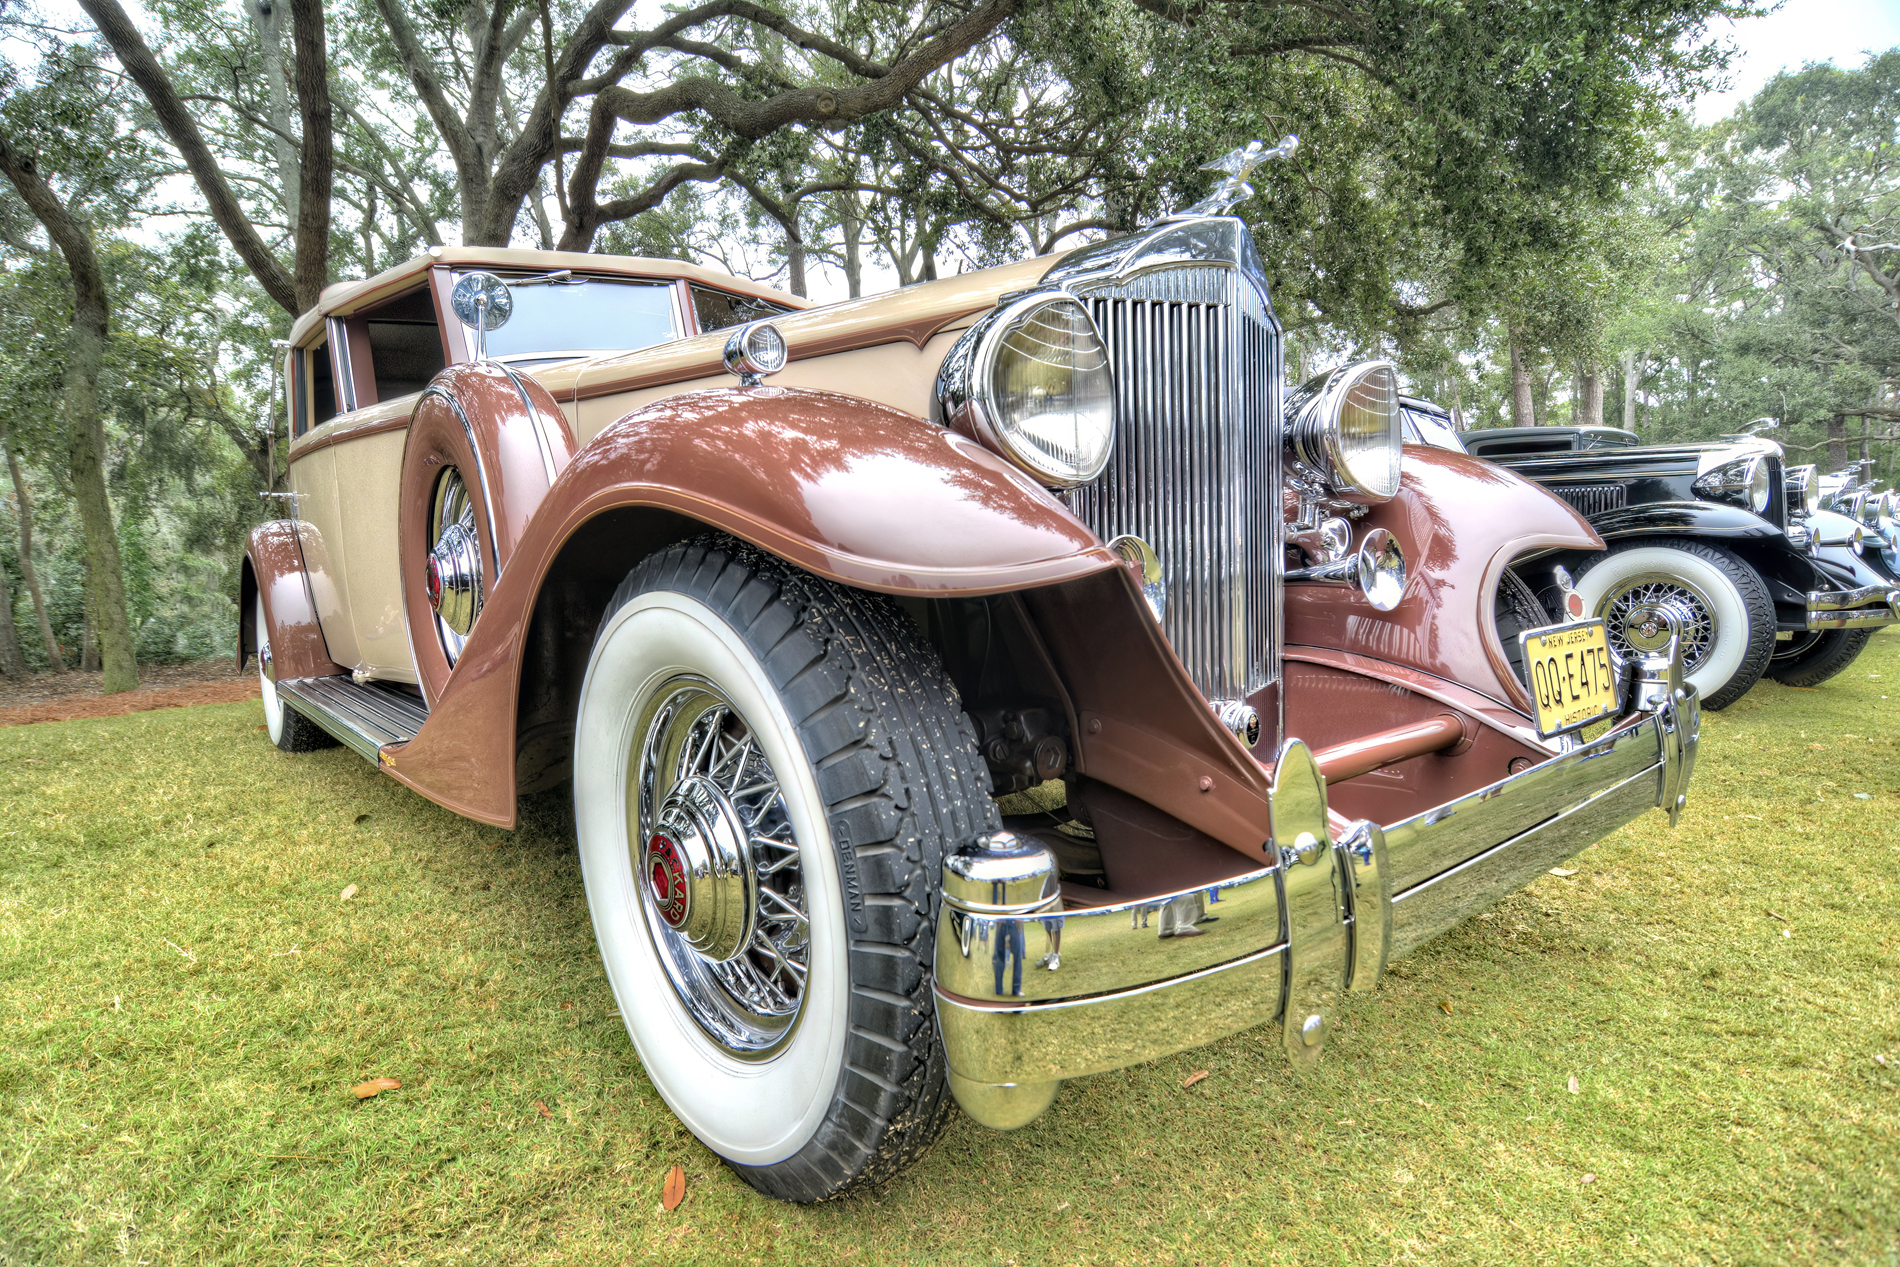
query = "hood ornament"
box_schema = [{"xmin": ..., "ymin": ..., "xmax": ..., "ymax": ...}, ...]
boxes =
[{"xmin": 1177, "ymin": 135, "xmax": 1299, "ymax": 218}]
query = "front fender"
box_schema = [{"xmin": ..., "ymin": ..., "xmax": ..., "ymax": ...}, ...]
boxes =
[
  {"xmin": 381, "ymin": 386, "xmax": 1118, "ymax": 825},
  {"xmin": 1590, "ymin": 500, "xmax": 1784, "ymax": 541},
  {"xmin": 1285, "ymin": 446, "xmax": 1601, "ymax": 714}
]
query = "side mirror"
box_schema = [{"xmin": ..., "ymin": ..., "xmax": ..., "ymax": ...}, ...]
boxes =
[{"xmin": 450, "ymin": 272, "xmax": 513, "ymax": 359}]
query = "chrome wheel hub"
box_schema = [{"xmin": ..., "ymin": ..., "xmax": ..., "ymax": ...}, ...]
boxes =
[
  {"xmin": 427, "ymin": 468, "xmax": 482, "ymax": 661},
  {"xmin": 632, "ymin": 678, "xmax": 809, "ymax": 1058},
  {"xmin": 1602, "ymin": 578, "xmax": 1713, "ymax": 670},
  {"xmin": 644, "ymin": 775, "xmax": 759, "ymax": 961}
]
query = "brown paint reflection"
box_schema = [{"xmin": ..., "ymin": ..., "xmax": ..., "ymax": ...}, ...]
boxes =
[{"xmin": 576, "ymin": 387, "xmax": 1096, "ymax": 567}]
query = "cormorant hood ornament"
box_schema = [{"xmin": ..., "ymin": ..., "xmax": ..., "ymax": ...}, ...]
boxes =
[{"xmin": 1176, "ymin": 135, "xmax": 1299, "ymax": 218}]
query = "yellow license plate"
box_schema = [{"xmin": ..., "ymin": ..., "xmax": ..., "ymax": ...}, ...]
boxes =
[{"xmin": 1520, "ymin": 619, "xmax": 1619, "ymax": 737}]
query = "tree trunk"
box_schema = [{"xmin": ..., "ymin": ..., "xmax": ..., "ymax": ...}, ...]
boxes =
[
  {"xmin": 1580, "ymin": 362, "xmax": 1604, "ymax": 427},
  {"xmin": 81, "ymin": 605, "xmax": 99, "ymax": 674},
  {"xmin": 289, "ymin": 0, "xmax": 333, "ymax": 313},
  {"xmin": 1862, "ymin": 415, "xmax": 1873, "ymax": 465},
  {"xmin": 786, "ymin": 227, "xmax": 807, "ymax": 298},
  {"xmin": 241, "ymin": 0, "xmax": 301, "ymax": 223},
  {"xmin": 1620, "ymin": 352, "xmax": 1643, "ymax": 432},
  {"xmin": 2, "ymin": 433, "xmax": 65, "ymax": 672},
  {"xmin": 1828, "ymin": 414, "xmax": 1847, "ymax": 470},
  {"xmin": 840, "ymin": 197, "xmax": 862, "ymax": 298},
  {"xmin": 0, "ymin": 544, "xmax": 24, "ymax": 679},
  {"xmin": 1509, "ymin": 343, "xmax": 1535, "ymax": 426},
  {"xmin": 0, "ymin": 126, "xmax": 139, "ymax": 692}
]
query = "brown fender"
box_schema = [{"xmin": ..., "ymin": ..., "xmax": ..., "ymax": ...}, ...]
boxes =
[
  {"xmin": 379, "ymin": 386, "xmax": 1119, "ymax": 826},
  {"xmin": 399, "ymin": 361, "xmax": 578, "ymax": 705},
  {"xmin": 1284, "ymin": 445, "xmax": 1601, "ymax": 713},
  {"xmin": 239, "ymin": 520, "xmax": 347, "ymax": 682}
]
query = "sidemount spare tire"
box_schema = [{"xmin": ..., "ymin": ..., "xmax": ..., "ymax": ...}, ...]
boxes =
[
  {"xmin": 397, "ymin": 362, "xmax": 574, "ymax": 705},
  {"xmin": 1572, "ymin": 537, "xmax": 1775, "ymax": 711},
  {"xmin": 572, "ymin": 535, "xmax": 999, "ymax": 1202}
]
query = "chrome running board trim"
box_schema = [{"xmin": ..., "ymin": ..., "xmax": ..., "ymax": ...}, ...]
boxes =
[{"xmin": 276, "ymin": 675, "xmax": 429, "ymax": 761}]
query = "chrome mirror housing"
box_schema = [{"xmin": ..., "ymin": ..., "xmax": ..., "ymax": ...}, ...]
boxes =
[{"xmin": 450, "ymin": 271, "xmax": 513, "ymax": 360}]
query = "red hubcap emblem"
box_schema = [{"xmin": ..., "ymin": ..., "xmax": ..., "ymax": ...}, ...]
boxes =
[
  {"xmin": 425, "ymin": 555, "xmax": 443, "ymax": 612},
  {"xmin": 646, "ymin": 833, "xmax": 689, "ymax": 927}
]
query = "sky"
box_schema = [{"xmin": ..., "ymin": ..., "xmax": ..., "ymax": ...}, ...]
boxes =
[{"xmin": 1691, "ymin": 0, "xmax": 1900, "ymax": 122}]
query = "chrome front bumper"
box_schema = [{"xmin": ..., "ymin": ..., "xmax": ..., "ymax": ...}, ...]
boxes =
[
  {"xmin": 1807, "ymin": 584, "xmax": 1900, "ymax": 630},
  {"xmin": 935, "ymin": 664, "xmax": 1699, "ymax": 1129}
]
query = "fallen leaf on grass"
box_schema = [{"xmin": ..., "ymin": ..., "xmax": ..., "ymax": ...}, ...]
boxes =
[
  {"xmin": 661, "ymin": 1164, "xmax": 686, "ymax": 1211},
  {"xmin": 339, "ymin": 884, "xmax": 357, "ymax": 902},
  {"xmin": 1581, "ymin": 1173, "xmax": 1597, "ymax": 1185},
  {"xmin": 559, "ymin": 1001, "xmax": 575, "ymax": 1011},
  {"xmin": 1875, "ymin": 1054, "xmax": 1888, "ymax": 1067},
  {"xmin": 352, "ymin": 1077, "xmax": 401, "ymax": 1100},
  {"xmin": 1437, "ymin": 1000, "xmax": 1453, "ymax": 1016},
  {"xmin": 534, "ymin": 1101, "xmax": 552, "ymax": 1119},
  {"xmin": 1781, "ymin": 928, "xmax": 1793, "ymax": 938},
  {"xmin": 253, "ymin": 724, "xmax": 267, "ymax": 732},
  {"xmin": 353, "ymin": 813, "xmax": 371, "ymax": 824},
  {"xmin": 1549, "ymin": 867, "xmax": 1578, "ymax": 878},
  {"xmin": 1567, "ymin": 1075, "xmax": 1580, "ymax": 1095},
  {"xmin": 1182, "ymin": 1069, "xmax": 1210, "ymax": 1089}
]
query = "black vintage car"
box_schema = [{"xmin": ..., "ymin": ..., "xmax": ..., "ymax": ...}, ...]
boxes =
[{"xmin": 1399, "ymin": 401, "xmax": 1900, "ymax": 707}]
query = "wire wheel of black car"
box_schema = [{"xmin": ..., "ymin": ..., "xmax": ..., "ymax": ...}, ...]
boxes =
[
  {"xmin": 1766, "ymin": 627, "xmax": 1874, "ymax": 688},
  {"xmin": 1572, "ymin": 538, "xmax": 1775, "ymax": 711},
  {"xmin": 571, "ymin": 536, "xmax": 997, "ymax": 1202},
  {"xmin": 424, "ymin": 466, "xmax": 481, "ymax": 667}
]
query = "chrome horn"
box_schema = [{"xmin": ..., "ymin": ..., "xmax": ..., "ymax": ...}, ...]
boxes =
[{"xmin": 1286, "ymin": 527, "xmax": 1406, "ymax": 611}]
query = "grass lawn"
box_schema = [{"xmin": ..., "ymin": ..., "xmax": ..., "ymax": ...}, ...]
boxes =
[{"xmin": 2, "ymin": 633, "xmax": 1897, "ymax": 1266}]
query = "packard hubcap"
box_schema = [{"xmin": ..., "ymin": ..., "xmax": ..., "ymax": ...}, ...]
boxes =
[
  {"xmin": 632, "ymin": 678, "xmax": 809, "ymax": 1058},
  {"xmin": 427, "ymin": 468, "xmax": 482, "ymax": 662}
]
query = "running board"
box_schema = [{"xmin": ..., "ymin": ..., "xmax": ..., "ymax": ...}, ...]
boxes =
[{"xmin": 276, "ymin": 675, "xmax": 429, "ymax": 762}]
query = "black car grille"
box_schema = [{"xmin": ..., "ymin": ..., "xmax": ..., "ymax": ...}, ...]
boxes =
[
  {"xmin": 1548, "ymin": 483, "xmax": 1628, "ymax": 518},
  {"xmin": 1065, "ymin": 266, "xmax": 1281, "ymax": 702}
]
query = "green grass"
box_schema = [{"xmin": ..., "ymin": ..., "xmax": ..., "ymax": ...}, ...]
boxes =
[{"xmin": 3, "ymin": 634, "xmax": 1898, "ymax": 1266}]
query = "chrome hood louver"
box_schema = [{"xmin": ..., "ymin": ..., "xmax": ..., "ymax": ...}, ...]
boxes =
[{"xmin": 1042, "ymin": 217, "xmax": 1284, "ymax": 705}]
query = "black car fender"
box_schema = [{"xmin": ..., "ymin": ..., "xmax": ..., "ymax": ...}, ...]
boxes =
[{"xmin": 1588, "ymin": 500, "xmax": 1786, "ymax": 542}]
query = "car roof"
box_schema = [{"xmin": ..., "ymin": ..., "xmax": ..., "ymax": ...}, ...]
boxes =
[{"xmin": 287, "ymin": 247, "xmax": 809, "ymax": 346}]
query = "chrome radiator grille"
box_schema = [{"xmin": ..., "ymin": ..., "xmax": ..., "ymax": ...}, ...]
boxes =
[{"xmin": 1066, "ymin": 266, "xmax": 1282, "ymax": 700}]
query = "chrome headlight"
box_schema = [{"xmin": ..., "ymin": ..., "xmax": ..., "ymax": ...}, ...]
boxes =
[
  {"xmin": 1786, "ymin": 464, "xmax": 1819, "ymax": 516},
  {"xmin": 1693, "ymin": 454, "xmax": 1772, "ymax": 514},
  {"xmin": 1859, "ymin": 489, "xmax": 1890, "ymax": 528},
  {"xmin": 936, "ymin": 293, "xmax": 1115, "ymax": 488},
  {"xmin": 1286, "ymin": 361, "xmax": 1403, "ymax": 503}
]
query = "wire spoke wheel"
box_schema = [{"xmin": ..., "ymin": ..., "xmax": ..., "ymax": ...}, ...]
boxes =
[
  {"xmin": 631, "ymin": 678, "xmax": 810, "ymax": 1059},
  {"xmin": 1600, "ymin": 574, "xmax": 1717, "ymax": 673}
]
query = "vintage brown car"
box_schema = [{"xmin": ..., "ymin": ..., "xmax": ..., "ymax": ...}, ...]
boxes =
[{"xmin": 243, "ymin": 190, "xmax": 1700, "ymax": 1202}]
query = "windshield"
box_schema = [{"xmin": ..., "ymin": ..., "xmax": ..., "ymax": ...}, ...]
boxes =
[
  {"xmin": 456, "ymin": 275, "xmax": 679, "ymax": 357},
  {"xmin": 1402, "ymin": 407, "xmax": 1466, "ymax": 453}
]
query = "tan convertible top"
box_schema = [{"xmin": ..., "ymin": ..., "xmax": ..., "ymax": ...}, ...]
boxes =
[{"xmin": 286, "ymin": 247, "xmax": 809, "ymax": 345}]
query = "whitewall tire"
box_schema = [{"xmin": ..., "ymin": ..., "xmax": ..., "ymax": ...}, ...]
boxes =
[
  {"xmin": 1572, "ymin": 538, "xmax": 1775, "ymax": 710},
  {"xmin": 255, "ymin": 592, "xmax": 333, "ymax": 753},
  {"xmin": 574, "ymin": 537, "xmax": 997, "ymax": 1202}
]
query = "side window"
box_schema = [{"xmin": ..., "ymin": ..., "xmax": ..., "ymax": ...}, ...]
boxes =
[
  {"xmin": 692, "ymin": 286, "xmax": 791, "ymax": 333},
  {"xmin": 309, "ymin": 336, "xmax": 338, "ymax": 429},
  {"xmin": 360, "ymin": 286, "xmax": 445, "ymax": 401}
]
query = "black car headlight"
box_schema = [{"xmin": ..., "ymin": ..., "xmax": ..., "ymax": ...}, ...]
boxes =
[
  {"xmin": 1693, "ymin": 454, "xmax": 1772, "ymax": 515},
  {"xmin": 1286, "ymin": 361, "xmax": 1403, "ymax": 503},
  {"xmin": 936, "ymin": 293, "xmax": 1115, "ymax": 488}
]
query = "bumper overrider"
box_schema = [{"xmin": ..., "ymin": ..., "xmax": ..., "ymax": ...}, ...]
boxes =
[
  {"xmin": 933, "ymin": 645, "xmax": 1700, "ymax": 1130},
  {"xmin": 1806, "ymin": 583, "xmax": 1900, "ymax": 630}
]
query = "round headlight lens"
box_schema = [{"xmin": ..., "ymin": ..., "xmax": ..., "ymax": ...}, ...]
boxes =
[
  {"xmin": 938, "ymin": 294, "xmax": 1115, "ymax": 488},
  {"xmin": 1288, "ymin": 361, "xmax": 1403, "ymax": 503},
  {"xmin": 1746, "ymin": 456, "xmax": 1772, "ymax": 514},
  {"xmin": 1860, "ymin": 489, "xmax": 1885, "ymax": 527}
]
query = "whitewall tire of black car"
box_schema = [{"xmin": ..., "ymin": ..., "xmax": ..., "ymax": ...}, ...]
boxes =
[
  {"xmin": 1572, "ymin": 538, "xmax": 1775, "ymax": 711},
  {"xmin": 573, "ymin": 537, "xmax": 997, "ymax": 1202}
]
